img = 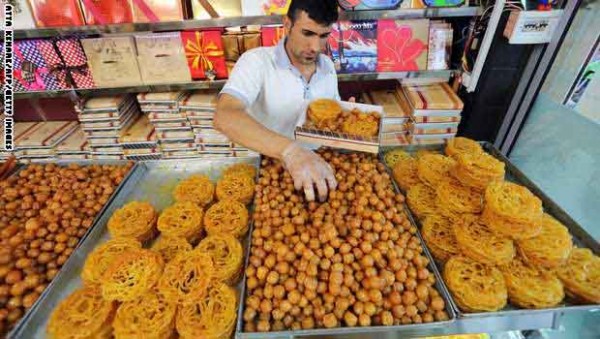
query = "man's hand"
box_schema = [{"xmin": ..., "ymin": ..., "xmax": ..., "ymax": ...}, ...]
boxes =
[{"xmin": 281, "ymin": 142, "xmax": 337, "ymax": 202}]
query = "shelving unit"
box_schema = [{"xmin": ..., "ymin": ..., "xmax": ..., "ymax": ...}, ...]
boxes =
[
  {"xmin": 13, "ymin": 70, "xmax": 456, "ymax": 99},
  {"xmin": 14, "ymin": 7, "xmax": 481, "ymax": 39}
]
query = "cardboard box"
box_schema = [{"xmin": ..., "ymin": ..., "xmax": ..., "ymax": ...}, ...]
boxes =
[
  {"xmin": 131, "ymin": 0, "xmax": 184, "ymax": 22},
  {"xmin": 192, "ymin": 0, "xmax": 242, "ymax": 19},
  {"xmin": 328, "ymin": 20, "xmax": 378, "ymax": 74},
  {"xmin": 241, "ymin": 0, "xmax": 291, "ymax": 16},
  {"xmin": 81, "ymin": 37, "xmax": 143, "ymax": 88},
  {"xmin": 295, "ymin": 101, "xmax": 384, "ymax": 154},
  {"xmin": 135, "ymin": 33, "xmax": 192, "ymax": 85},
  {"xmin": 377, "ymin": 19, "xmax": 429, "ymax": 72},
  {"xmin": 28, "ymin": 0, "xmax": 85, "ymax": 27},
  {"xmin": 81, "ymin": 0, "xmax": 133, "ymax": 25}
]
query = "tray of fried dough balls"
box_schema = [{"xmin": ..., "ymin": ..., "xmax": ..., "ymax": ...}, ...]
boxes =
[
  {"xmin": 238, "ymin": 150, "xmax": 456, "ymax": 338},
  {"xmin": 0, "ymin": 161, "xmax": 135, "ymax": 337},
  {"xmin": 11, "ymin": 157, "xmax": 260, "ymax": 339},
  {"xmin": 383, "ymin": 138, "xmax": 599, "ymax": 319}
]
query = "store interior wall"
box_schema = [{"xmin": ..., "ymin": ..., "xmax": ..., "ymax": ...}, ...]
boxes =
[
  {"xmin": 509, "ymin": 0, "xmax": 600, "ymax": 242},
  {"xmin": 504, "ymin": 2, "xmax": 600, "ymax": 335},
  {"xmin": 458, "ymin": 13, "xmax": 535, "ymax": 143}
]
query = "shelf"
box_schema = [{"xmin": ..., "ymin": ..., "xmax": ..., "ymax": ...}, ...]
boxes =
[
  {"xmin": 14, "ymin": 70, "xmax": 456, "ymax": 99},
  {"xmin": 14, "ymin": 7, "xmax": 481, "ymax": 39}
]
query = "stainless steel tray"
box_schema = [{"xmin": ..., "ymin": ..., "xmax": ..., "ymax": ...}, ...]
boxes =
[
  {"xmin": 6, "ymin": 160, "xmax": 138, "ymax": 338},
  {"xmin": 380, "ymin": 143, "xmax": 600, "ymax": 324},
  {"xmin": 11, "ymin": 157, "xmax": 260, "ymax": 339},
  {"xmin": 235, "ymin": 156, "xmax": 458, "ymax": 339}
]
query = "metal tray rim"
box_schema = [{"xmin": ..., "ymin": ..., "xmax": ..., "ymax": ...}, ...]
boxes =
[
  {"xmin": 7, "ymin": 160, "xmax": 139, "ymax": 338},
  {"xmin": 235, "ymin": 153, "xmax": 457, "ymax": 338},
  {"xmin": 379, "ymin": 143, "xmax": 600, "ymax": 320}
]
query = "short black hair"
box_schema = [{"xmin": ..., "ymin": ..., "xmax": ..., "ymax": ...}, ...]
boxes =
[{"xmin": 287, "ymin": 0, "xmax": 339, "ymax": 26}]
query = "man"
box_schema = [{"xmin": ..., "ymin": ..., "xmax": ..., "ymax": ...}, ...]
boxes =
[{"xmin": 214, "ymin": 0, "xmax": 343, "ymax": 202}]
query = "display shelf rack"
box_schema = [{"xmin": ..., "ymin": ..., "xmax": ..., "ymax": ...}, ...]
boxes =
[
  {"xmin": 13, "ymin": 70, "xmax": 456, "ymax": 99},
  {"xmin": 14, "ymin": 7, "xmax": 481, "ymax": 39}
]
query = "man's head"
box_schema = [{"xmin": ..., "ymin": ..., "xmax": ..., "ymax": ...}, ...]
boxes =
[{"xmin": 284, "ymin": 0, "xmax": 338, "ymax": 66}]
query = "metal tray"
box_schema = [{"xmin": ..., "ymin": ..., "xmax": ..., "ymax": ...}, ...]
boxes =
[
  {"xmin": 235, "ymin": 156, "xmax": 458, "ymax": 339},
  {"xmin": 380, "ymin": 143, "xmax": 600, "ymax": 324},
  {"xmin": 11, "ymin": 157, "xmax": 260, "ymax": 339},
  {"xmin": 6, "ymin": 160, "xmax": 138, "ymax": 338}
]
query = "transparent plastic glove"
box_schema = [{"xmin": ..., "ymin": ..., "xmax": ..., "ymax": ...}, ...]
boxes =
[{"xmin": 281, "ymin": 142, "xmax": 337, "ymax": 202}]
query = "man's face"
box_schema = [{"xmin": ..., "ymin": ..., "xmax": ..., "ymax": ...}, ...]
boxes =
[{"xmin": 284, "ymin": 11, "xmax": 332, "ymax": 66}]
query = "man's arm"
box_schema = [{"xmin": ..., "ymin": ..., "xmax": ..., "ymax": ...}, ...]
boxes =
[{"xmin": 213, "ymin": 94, "xmax": 292, "ymax": 160}]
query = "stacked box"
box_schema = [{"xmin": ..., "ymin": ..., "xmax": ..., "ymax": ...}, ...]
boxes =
[
  {"xmin": 55, "ymin": 127, "xmax": 90, "ymax": 160},
  {"xmin": 14, "ymin": 121, "xmax": 79, "ymax": 162},
  {"xmin": 180, "ymin": 91, "xmax": 237, "ymax": 158},
  {"xmin": 119, "ymin": 114, "xmax": 161, "ymax": 160},
  {"xmin": 138, "ymin": 92, "xmax": 198, "ymax": 159},
  {"xmin": 363, "ymin": 88, "xmax": 411, "ymax": 146},
  {"xmin": 400, "ymin": 82, "xmax": 463, "ymax": 145},
  {"xmin": 76, "ymin": 95, "xmax": 140, "ymax": 160}
]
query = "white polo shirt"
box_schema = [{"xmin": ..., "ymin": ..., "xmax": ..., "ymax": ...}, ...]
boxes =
[{"xmin": 220, "ymin": 39, "xmax": 340, "ymax": 139}]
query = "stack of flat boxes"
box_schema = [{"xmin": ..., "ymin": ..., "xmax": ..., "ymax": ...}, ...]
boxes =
[
  {"xmin": 14, "ymin": 121, "xmax": 79, "ymax": 163},
  {"xmin": 399, "ymin": 82, "xmax": 463, "ymax": 145},
  {"xmin": 363, "ymin": 88, "xmax": 411, "ymax": 147},
  {"xmin": 119, "ymin": 115, "xmax": 161, "ymax": 160},
  {"xmin": 77, "ymin": 95, "xmax": 140, "ymax": 160},
  {"xmin": 180, "ymin": 91, "xmax": 235, "ymax": 158},
  {"xmin": 55, "ymin": 127, "xmax": 90, "ymax": 160},
  {"xmin": 138, "ymin": 92, "xmax": 198, "ymax": 159}
]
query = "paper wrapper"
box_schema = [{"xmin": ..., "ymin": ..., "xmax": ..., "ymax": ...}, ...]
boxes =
[
  {"xmin": 402, "ymin": 83, "xmax": 464, "ymax": 110},
  {"xmin": 37, "ymin": 38, "xmax": 95, "ymax": 89},
  {"xmin": 81, "ymin": 37, "xmax": 143, "ymax": 87},
  {"xmin": 328, "ymin": 20, "xmax": 378, "ymax": 74},
  {"xmin": 192, "ymin": 0, "xmax": 242, "ymax": 19},
  {"xmin": 181, "ymin": 30, "xmax": 228, "ymax": 80},
  {"xmin": 377, "ymin": 19, "xmax": 429, "ymax": 72},
  {"xmin": 261, "ymin": 25, "xmax": 285, "ymax": 47},
  {"xmin": 15, "ymin": 121, "xmax": 79, "ymax": 149},
  {"xmin": 14, "ymin": 40, "xmax": 62, "ymax": 92},
  {"xmin": 338, "ymin": 0, "xmax": 401, "ymax": 10},
  {"xmin": 132, "ymin": 0, "xmax": 184, "ymax": 22},
  {"xmin": 241, "ymin": 0, "xmax": 290, "ymax": 16},
  {"xmin": 28, "ymin": 0, "xmax": 85, "ymax": 27},
  {"xmin": 222, "ymin": 30, "xmax": 261, "ymax": 62},
  {"xmin": 80, "ymin": 0, "xmax": 133, "ymax": 25},
  {"xmin": 135, "ymin": 33, "xmax": 192, "ymax": 85},
  {"xmin": 428, "ymin": 23, "xmax": 453, "ymax": 70}
]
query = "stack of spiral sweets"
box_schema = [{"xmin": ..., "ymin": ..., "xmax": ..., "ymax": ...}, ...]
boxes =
[
  {"xmin": 46, "ymin": 162, "xmax": 257, "ymax": 339},
  {"xmin": 386, "ymin": 137, "xmax": 599, "ymax": 312},
  {"xmin": 243, "ymin": 151, "xmax": 449, "ymax": 333},
  {"xmin": 0, "ymin": 163, "xmax": 133, "ymax": 335}
]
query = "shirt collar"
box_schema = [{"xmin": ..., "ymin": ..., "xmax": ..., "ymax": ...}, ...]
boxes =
[{"xmin": 275, "ymin": 38, "xmax": 328, "ymax": 75}]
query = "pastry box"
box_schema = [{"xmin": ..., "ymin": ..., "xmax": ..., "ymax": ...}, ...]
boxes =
[{"xmin": 295, "ymin": 100, "xmax": 384, "ymax": 154}]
